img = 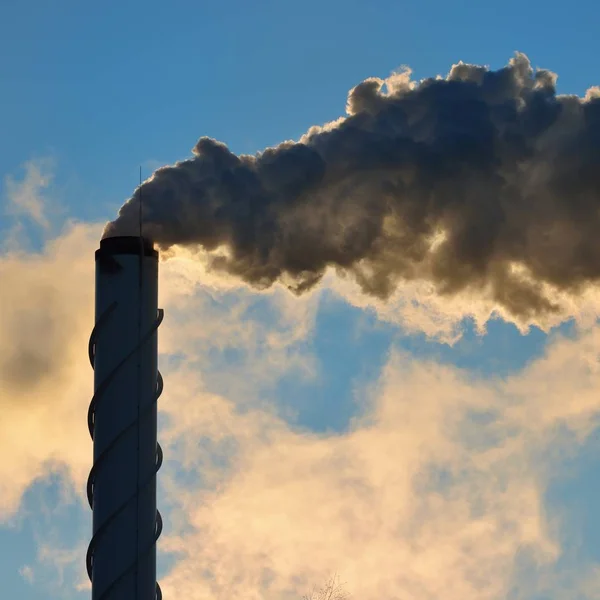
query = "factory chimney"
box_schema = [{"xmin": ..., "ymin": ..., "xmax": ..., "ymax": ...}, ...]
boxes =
[{"xmin": 86, "ymin": 236, "xmax": 164, "ymax": 599}]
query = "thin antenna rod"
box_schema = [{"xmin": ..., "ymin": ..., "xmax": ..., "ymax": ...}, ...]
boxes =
[
  {"xmin": 139, "ymin": 166, "xmax": 143, "ymax": 238},
  {"xmin": 136, "ymin": 165, "xmax": 143, "ymax": 598}
]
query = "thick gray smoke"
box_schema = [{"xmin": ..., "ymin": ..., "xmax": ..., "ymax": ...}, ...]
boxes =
[{"xmin": 103, "ymin": 53, "xmax": 600, "ymax": 320}]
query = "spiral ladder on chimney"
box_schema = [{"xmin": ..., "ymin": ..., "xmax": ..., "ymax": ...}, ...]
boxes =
[{"xmin": 85, "ymin": 303, "xmax": 164, "ymax": 599}]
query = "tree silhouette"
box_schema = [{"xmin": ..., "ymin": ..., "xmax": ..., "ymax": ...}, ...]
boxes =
[{"xmin": 303, "ymin": 574, "xmax": 350, "ymax": 600}]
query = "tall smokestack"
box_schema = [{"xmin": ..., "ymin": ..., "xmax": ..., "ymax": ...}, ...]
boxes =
[
  {"xmin": 103, "ymin": 53, "xmax": 600, "ymax": 326},
  {"xmin": 87, "ymin": 236, "xmax": 164, "ymax": 600}
]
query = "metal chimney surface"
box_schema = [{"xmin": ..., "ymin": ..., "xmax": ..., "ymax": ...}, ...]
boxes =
[{"xmin": 87, "ymin": 236, "xmax": 163, "ymax": 599}]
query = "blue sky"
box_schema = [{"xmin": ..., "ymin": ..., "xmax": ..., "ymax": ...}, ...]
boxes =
[{"xmin": 2, "ymin": 1, "xmax": 600, "ymax": 599}]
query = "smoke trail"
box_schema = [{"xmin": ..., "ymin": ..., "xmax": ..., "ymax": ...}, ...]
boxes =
[{"xmin": 103, "ymin": 53, "xmax": 600, "ymax": 320}]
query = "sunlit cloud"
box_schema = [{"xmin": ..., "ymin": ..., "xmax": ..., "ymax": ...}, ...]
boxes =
[
  {"xmin": 1, "ymin": 197, "xmax": 600, "ymax": 599},
  {"xmin": 155, "ymin": 324, "xmax": 600, "ymax": 599}
]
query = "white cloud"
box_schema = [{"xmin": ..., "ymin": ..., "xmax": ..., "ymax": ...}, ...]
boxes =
[
  {"xmin": 3, "ymin": 158, "xmax": 55, "ymax": 230},
  {"xmin": 18, "ymin": 564, "xmax": 34, "ymax": 584}
]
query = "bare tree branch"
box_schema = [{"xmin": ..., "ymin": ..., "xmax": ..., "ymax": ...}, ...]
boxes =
[{"xmin": 303, "ymin": 573, "xmax": 350, "ymax": 600}]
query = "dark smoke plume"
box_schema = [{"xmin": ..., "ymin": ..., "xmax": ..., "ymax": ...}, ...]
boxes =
[{"xmin": 103, "ymin": 53, "xmax": 600, "ymax": 320}]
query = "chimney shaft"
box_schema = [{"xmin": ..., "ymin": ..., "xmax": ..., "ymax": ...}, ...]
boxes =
[{"xmin": 87, "ymin": 236, "xmax": 163, "ymax": 600}]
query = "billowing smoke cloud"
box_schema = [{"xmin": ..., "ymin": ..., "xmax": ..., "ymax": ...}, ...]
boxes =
[{"xmin": 103, "ymin": 53, "xmax": 600, "ymax": 321}]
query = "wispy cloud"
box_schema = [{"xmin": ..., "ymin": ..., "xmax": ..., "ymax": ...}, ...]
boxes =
[
  {"xmin": 3, "ymin": 158, "xmax": 55, "ymax": 230},
  {"xmin": 18, "ymin": 565, "xmax": 34, "ymax": 585}
]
